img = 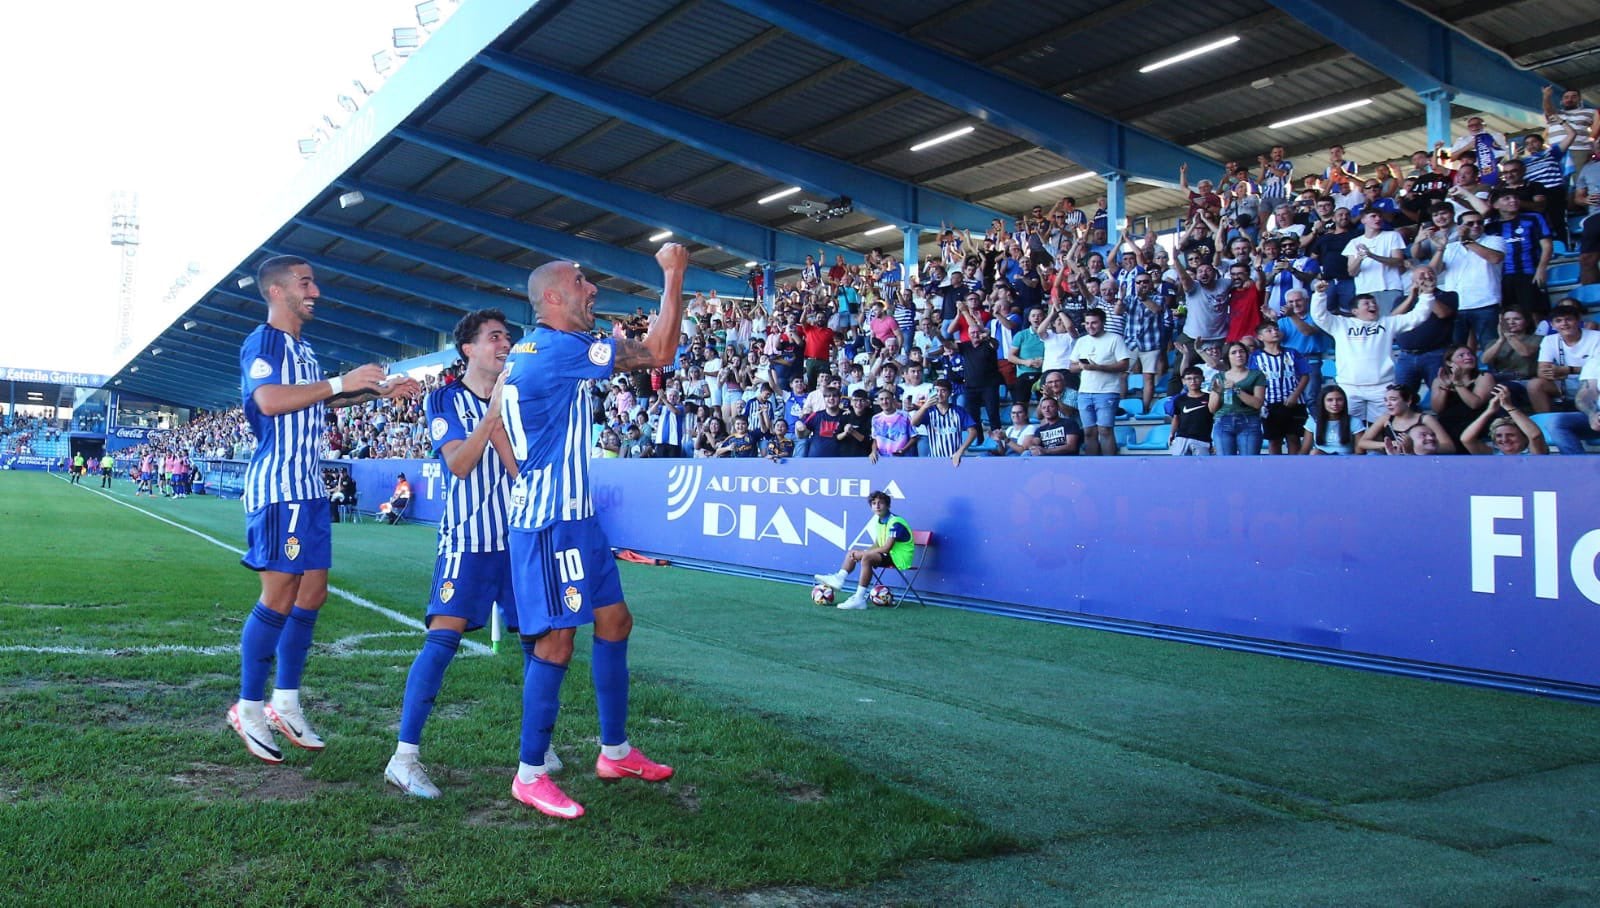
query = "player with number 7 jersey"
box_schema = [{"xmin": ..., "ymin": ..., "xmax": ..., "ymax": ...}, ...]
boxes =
[
  {"xmin": 499, "ymin": 246, "xmax": 687, "ymax": 819},
  {"xmin": 229, "ymin": 255, "xmax": 422, "ymax": 766}
]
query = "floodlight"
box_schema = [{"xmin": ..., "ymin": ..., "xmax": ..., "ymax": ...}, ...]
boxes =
[
  {"xmin": 373, "ymin": 50, "xmax": 394, "ymax": 74},
  {"xmin": 1270, "ymin": 99, "xmax": 1372, "ymax": 130},
  {"xmin": 298, "ymin": 138, "xmax": 318, "ymax": 156},
  {"xmin": 237, "ymin": 276, "xmax": 255, "ymax": 289},
  {"xmin": 1138, "ymin": 35, "xmax": 1240, "ymax": 74},
  {"xmin": 338, "ymin": 94, "xmax": 359, "ymax": 114},
  {"xmin": 129, "ymin": 366, "xmax": 139, "ymax": 373},
  {"xmin": 183, "ymin": 320, "xmax": 197, "ymax": 330},
  {"xmin": 416, "ymin": 1, "xmax": 441, "ymax": 28},
  {"xmin": 151, "ymin": 348, "xmax": 163, "ymax": 356},
  {"xmin": 744, "ymin": 261, "xmax": 759, "ymax": 268},
  {"xmin": 393, "ymin": 27, "xmax": 422, "ymax": 57},
  {"xmin": 353, "ymin": 79, "xmax": 374, "ymax": 97},
  {"xmin": 909, "ymin": 125, "xmax": 974, "ymax": 152},
  {"xmin": 339, "ymin": 191, "xmax": 367, "ymax": 209}
]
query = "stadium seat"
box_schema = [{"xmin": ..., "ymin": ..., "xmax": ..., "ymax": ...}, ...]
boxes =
[
  {"xmin": 1126, "ymin": 424, "xmax": 1171, "ymax": 451},
  {"xmin": 1114, "ymin": 425, "xmax": 1137, "ymax": 449},
  {"xmin": 1116, "ymin": 399, "xmax": 1141, "ymax": 420},
  {"xmin": 1571, "ymin": 284, "xmax": 1600, "ymax": 306},
  {"xmin": 869, "ymin": 529, "xmax": 932, "ymax": 608},
  {"xmin": 1322, "ymin": 359, "xmax": 1338, "ymax": 379},
  {"xmin": 1548, "ymin": 261, "xmax": 1578, "ymax": 288}
]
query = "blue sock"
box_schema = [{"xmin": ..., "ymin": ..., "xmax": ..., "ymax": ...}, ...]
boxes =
[
  {"xmin": 398, "ymin": 630, "xmax": 461, "ymax": 746},
  {"xmin": 519, "ymin": 646, "xmax": 567, "ymax": 766},
  {"xmin": 592, "ymin": 636, "xmax": 630, "ymax": 747},
  {"xmin": 239, "ymin": 604, "xmax": 287, "ymax": 701},
  {"xmin": 274, "ymin": 606, "xmax": 320, "ymax": 690}
]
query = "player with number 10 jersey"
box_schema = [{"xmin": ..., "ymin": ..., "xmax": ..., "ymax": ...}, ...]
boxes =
[{"xmin": 497, "ymin": 247, "xmax": 687, "ymax": 819}]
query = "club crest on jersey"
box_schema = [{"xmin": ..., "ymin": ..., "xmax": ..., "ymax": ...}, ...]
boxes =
[
  {"xmin": 563, "ymin": 585, "xmax": 583, "ymax": 613},
  {"xmin": 430, "ymin": 417, "xmax": 449, "ymax": 441},
  {"xmin": 284, "ymin": 536, "xmax": 301, "ymax": 560},
  {"xmin": 588, "ymin": 343, "xmax": 612, "ymax": 366},
  {"xmin": 249, "ymin": 358, "xmax": 273, "ymax": 380},
  {"xmin": 439, "ymin": 581, "xmax": 455, "ymax": 603}
]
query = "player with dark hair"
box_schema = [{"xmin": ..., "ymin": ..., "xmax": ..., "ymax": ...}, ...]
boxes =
[
  {"xmin": 228, "ymin": 254, "xmax": 421, "ymax": 763},
  {"xmin": 386, "ymin": 308, "xmax": 551, "ymax": 797},
  {"xmin": 501, "ymin": 247, "xmax": 686, "ymax": 818},
  {"xmin": 813, "ymin": 490, "xmax": 914, "ymax": 610}
]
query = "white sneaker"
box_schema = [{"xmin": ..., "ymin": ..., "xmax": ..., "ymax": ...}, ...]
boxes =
[
  {"xmin": 265, "ymin": 698, "xmax": 326, "ymax": 751},
  {"xmin": 227, "ymin": 703, "xmax": 284, "ymax": 764},
  {"xmin": 544, "ymin": 746, "xmax": 564, "ymax": 774},
  {"xmin": 385, "ymin": 755, "xmax": 441, "ymax": 799},
  {"xmin": 837, "ymin": 592, "xmax": 869, "ymax": 610},
  {"xmin": 813, "ymin": 570, "xmax": 846, "ymax": 589}
]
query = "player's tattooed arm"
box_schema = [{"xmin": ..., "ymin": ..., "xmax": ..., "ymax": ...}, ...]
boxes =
[{"xmin": 612, "ymin": 338, "xmax": 663, "ymax": 372}]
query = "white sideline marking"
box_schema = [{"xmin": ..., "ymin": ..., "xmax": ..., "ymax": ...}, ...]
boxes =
[{"xmin": 54, "ymin": 477, "xmax": 491, "ymax": 656}]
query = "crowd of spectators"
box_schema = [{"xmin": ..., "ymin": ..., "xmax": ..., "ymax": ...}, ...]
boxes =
[
  {"xmin": 146, "ymin": 87, "xmax": 1600, "ymax": 461},
  {"xmin": 0, "ymin": 415, "xmax": 66, "ymax": 455}
]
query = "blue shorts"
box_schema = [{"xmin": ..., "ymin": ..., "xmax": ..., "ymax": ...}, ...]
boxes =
[
  {"xmin": 242, "ymin": 499, "xmax": 332, "ymax": 574},
  {"xmin": 427, "ymin": 550, "xmax": 518, "ymax": 633},
  {"xmin": 1078, "ymin": 392, "xmax": 1121, "ymax": 427},
  {"xmin": 509, "ymin": 517, "xmax": 623, "ymax": 636}
]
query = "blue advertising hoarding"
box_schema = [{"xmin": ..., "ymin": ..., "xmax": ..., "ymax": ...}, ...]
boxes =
[{"xmin": 584, "ymin": 457, "xmax": 1600, "ymax": 692}]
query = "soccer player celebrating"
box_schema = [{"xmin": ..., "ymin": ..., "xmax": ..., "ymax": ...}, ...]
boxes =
[
  {"xmin": 385, "ymin": 308, "xmax": 541, "ymax": 798},
  {"xmin": 501, "ymin": 246, "xmax": 686, "ymax": 819},
  {"xmin": 228, "ymin": 255, "xmax": 421, "ymax": 763}
]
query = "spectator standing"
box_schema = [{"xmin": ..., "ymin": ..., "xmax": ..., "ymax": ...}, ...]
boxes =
[
  {"xmin": 1169, "ymin": 367, "xmax": 1215, "ymax": 456},
  {"xmin": 1428, "ymin": 211, "xmax": 1505, "ymax": 349},
  {"xmin": 911, "ymin": 379, "xmax": 978, "ymax": 466},
  {"xmin": 1344, "ymin": 209, "xmax": 1408, "ymax": 315},
  {"xmin": 1449, "ymin": 116, "xmax": 1508, "ymax": 185},
  {"xmin": 1069, "ymin": 309, "xmax": 1130, "ymax": 456},
  {"xmin": 1309, "ymin": 280, "xmax": 1451, "ymax": 424},
  {"xmin": 1123, "ymin": 271, "xmax": 1170, "ymax": 415},
  {"xmin": 1542, "ymin": 85, "xmax": 1596, "ymax": 173},
  {"xmin": 869, "ymin": 389, "xmax": 914, "ymax": 461},
  {"xmin": 1389, "ymin": 265, "xmax": 1460, "ymax": 393},
  {"xmin": 1249, "ymin": 322, "xmax": 1311, "ymax": 454},
  {"xmin": 1209, "ymin": 342, "xmax": 1266, "ymax": 455}
]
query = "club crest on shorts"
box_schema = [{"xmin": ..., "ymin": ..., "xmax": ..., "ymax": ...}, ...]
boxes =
[
  {"xmin": 439, "ymin": 580, "xmax": 455, "ymax": 603},
  {"xmin": 588, "ymin": 342, "xmax": 612, "ymax": 366},
  {"xmin": 284, "ymin": 536, "xmax": 301, "ymax": 561},
  {"xmin": 563, "ymin": 585, "xmax": 583, "ymax": 612}
]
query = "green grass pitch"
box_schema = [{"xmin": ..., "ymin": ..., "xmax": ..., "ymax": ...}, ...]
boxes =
[{"xmin": 2, "ymin": 471, "xmax": 1598, "ymax": 906}]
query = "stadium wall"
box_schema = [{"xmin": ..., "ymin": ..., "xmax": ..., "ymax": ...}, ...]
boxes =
[{"xmin": 325, "ymin": 456, "xmax": 1600, "ymax": 694}]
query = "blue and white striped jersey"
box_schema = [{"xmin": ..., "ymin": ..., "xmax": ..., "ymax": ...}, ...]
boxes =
[
  {"xmin": 427, "ymin": 381, "xmax": 512, "ymax": 555},
  {"xmin": 503, "ymin": 327, "xmax": 611, "ymax": 532},
  {"xmin": 240, "ymin": 325, "xmax": 325, "ymax": 511}
]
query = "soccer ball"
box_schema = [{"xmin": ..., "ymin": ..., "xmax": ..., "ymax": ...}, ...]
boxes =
[
  {"xmin": 868, "ymin": 585, "xmax": 894, "ymax": 607},
  {"xmin": 810, "ymin": 583, "xmax": 836, "ymax": 606}
]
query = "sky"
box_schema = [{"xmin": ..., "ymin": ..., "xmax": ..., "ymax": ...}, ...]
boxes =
[{"xmin": 0, "ymin": 0, "xmax": 424, "ymax": 376}]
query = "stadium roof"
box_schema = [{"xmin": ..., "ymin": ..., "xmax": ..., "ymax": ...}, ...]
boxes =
[{"xmin": 108, "ymin": 0, "xmax": 1600, "ymax": 409}]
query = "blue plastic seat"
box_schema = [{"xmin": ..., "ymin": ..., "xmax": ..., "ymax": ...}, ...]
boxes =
[{"xmin": 1126, "ymin": 424, "xmax": 1171, "ymax": 451}]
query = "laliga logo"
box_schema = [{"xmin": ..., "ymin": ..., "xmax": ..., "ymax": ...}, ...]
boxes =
[
  {"xmin": 666, "ymin": 465, "xmax": 703, "ymax": 521},
  {"xmin": 1471, "ymin": 492, "xmax": 1600, "ymax": 603}
]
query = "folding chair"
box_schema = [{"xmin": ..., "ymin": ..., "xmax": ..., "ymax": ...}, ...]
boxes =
[
  {"xmin": 387, "ymin": 497, "xmax": 410, "ymax": 526},
  {"xmin": 343, "ymin": 494, "xmax": 361, "ymax": 524},
  {"xmin": 870, "ymin": 529, "xmax": 933, "ymax": 608}
]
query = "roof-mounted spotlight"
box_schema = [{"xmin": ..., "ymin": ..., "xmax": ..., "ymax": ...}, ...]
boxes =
[
  {"xmin": 150, "ymin": 348, "xmax": 163, "ymax": 356},
  {"xmin": 353, "ymin": 79, "xmax": 374, "ymax": 97},
  {"xmin": 298, "ymin": 138, "xmax": 318, "ymax": 157},
  {"xmin": 373, "ymin": 50, "xmax": 394, "ymax": 74},
  {"xmin": 393, "ymin": 27, "xmax": 422, "ymax": 57},
  {"xmin": 183, "ymin": 320, "xmax": 197, "ymax": 330},
  {"xmin": 338, "ymin": 191, "xmax": 366, "ymax": 209},
  {"xmin": 113, "ymin": 379, "xmax": 122, "ymax": 386},
  {"xmin": 237, "ymin": 276, "xmax": 255, "ymax": 289},
  {"xmin": 129, "ymin": 366, "xmax": 139, "ymax": 374},
  {"xmin": 338, "ymin": 94, "xmax": 359, "ymax": 114},
  {"xmin": 415, "ymin": 0, "xmax": 442, "ymax": 28}
]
